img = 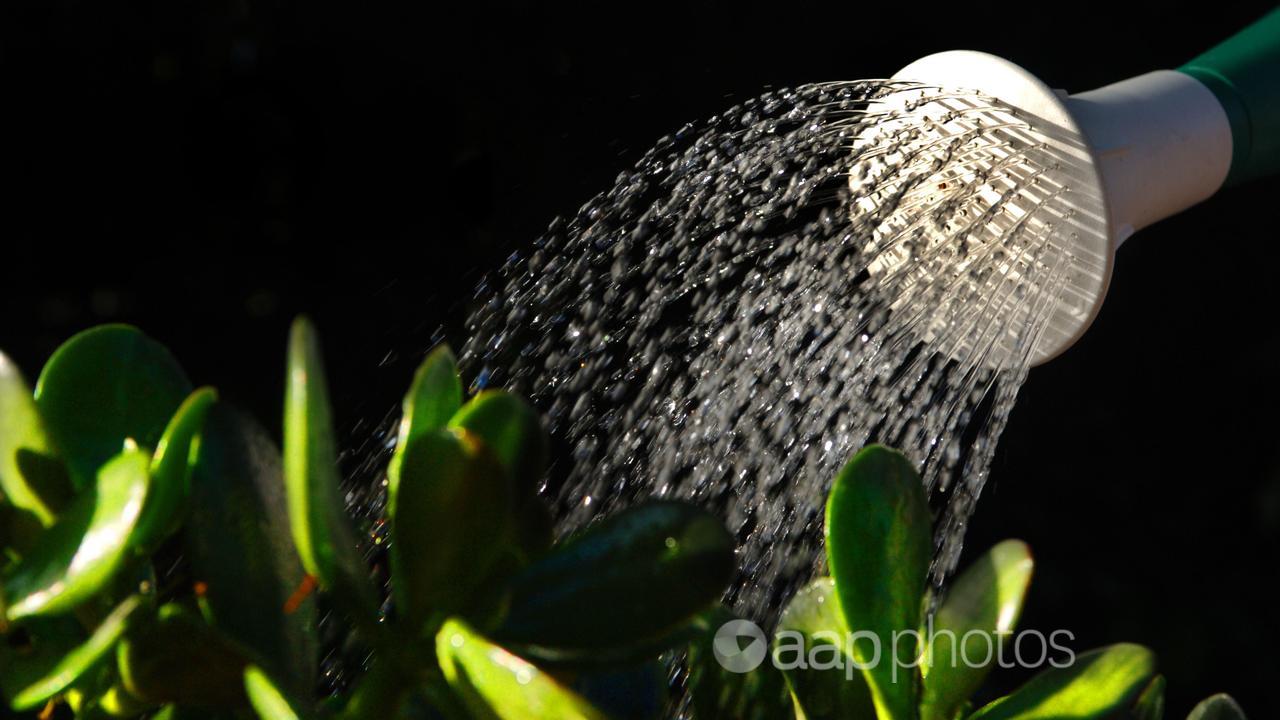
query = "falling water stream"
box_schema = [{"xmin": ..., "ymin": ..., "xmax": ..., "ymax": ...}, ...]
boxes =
[{"xmin": 451, "ymin": 79, "xmax": 1091, "ymax": 622}]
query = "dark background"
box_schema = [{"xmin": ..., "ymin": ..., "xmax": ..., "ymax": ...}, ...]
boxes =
[{"xmin": 2, "ymin": 0, "xmax": 1277, "ymax": 715}]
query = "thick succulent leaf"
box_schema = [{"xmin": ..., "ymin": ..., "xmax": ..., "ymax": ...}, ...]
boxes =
[
  {"xmin": 34, "ymin": 325, "xmax": 191, "ymax": 486},
  {"xmin": 117, "ymin": 603, "xmax": 249, "ymax": 707},
  {"xmin": 825, "ymin": 445, "xmax": 930, "ymax": 720},
  {"xmin": 391, "ymin": 427, "xmax": 516, "ymax": 629},
  {"xmin": 0, "ymin": 351, "xmax": 67, "ymax": 526},
  {"xmin": 387, "ymin": 345, "xmax": 462, "ymax": 494},
  {"xmin": 686, "ymin": 606, "xmax": 793, "ymax": 720},
  {"xmin": 133, "ymin": 387, "xmax": 217, "ymax": 555},
  {"xmin": 920, "ymin": 539, "xmax": 1034, "ymax": 720},
  {"xmin": 2, "ymin": 447, "xmax": 150, "ymax": 621},
  {"xmin": 436, "ymin": 617, "xmax": 607, "ymax": 720},
  {"xmin": 448, "ymin": 390, "xmax": 548, "ymax": 491},
  {"xmin": 184, "ymin": 403, "xmax": 318, "ymax": 703},
  {"xmin": 282, "ymin": 316, "xmax": 377, "ymax": 613},
  {"xmin": 448, "ymin": 390, "xmax": 552, "ymax": 556},
  {"xmin": 775, "ymin": 578, "xmax": 875, "ymax": 719},
  {"xmin": 968, "ymin": 644, "xmax": 1156, "ymax": 720},
  {"xmin": 0, "ymin": 595, "xmax": 142, "ymax": 711},
  {"xmin": 244, "ymin": 665, "xmax": 306, "ymax": 720},
  {"xmin": 1132, "ymin": 674, "xmax": 1165, "ymax": 720},
  {"xmin": 492, "ymin": 501, "xmax": 734, "ymax": 660},
  {"xmin": 1187, "ymin": 694, "xmax": 1247, "ymax": 720}
]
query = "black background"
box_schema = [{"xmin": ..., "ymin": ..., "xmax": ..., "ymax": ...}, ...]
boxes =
[{"xmin": 2, "ymin": 1, "xmax": 1278, "ymax": 715}]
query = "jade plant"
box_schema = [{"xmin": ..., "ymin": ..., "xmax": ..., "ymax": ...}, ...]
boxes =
[
  {"xmin": 0, "ymin": 322, "xmax": 1252, "ymax": 719},
  {"xmin": 0, "ymin": 320, "xmax": 734, "ymax": 718},
  {"xmin": 684, "ymin": 445, "xmax": 1247, "ymax": 720}
]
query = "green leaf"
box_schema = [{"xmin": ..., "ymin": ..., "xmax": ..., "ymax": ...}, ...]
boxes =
[
  {"xmin": 34, "ymin": 325, "xmax": 192, "ymax": 486},
  {"xmin": 825, "ymin": 445, "xmax": 930, "ymax": 720},
  {"xmin": 244, "ymin": 666, "xmax": 307, "ymax": 720},
  {"xmin": 686, "ymin": 606, "xmax": 794, "ymax": 720},
  {"xmin": 132, "ymin": 387, "xmax": 217, "ymax": 555},
  {"xmin": 436, "ymin": 617, "xmax": 607, "ymax": 720},
  {"xmin": 1187, "ymin": 694, "xmax": 1247, "ymax": 720},
  {"xmin": 2, "ymin": 447, "xmax": 151, "ymax": 621},
  {"xmin": 1, "ymin": 595, "xmax": 142, "ymax": 711},
  {"xmin": 1132, "ymin": 675, "xmax": 1165, "ymax": 720},
  {"xmin": 775, "ymin": 578, "xmax": 875, "ymax": 720},
  {"xmin": 390, "ymin": 427, "xmax": 516, "ymax": 629},
  {"xmin": 968, "ymin": 644, "xmax": 1156, "ymax": 720},
  {"xmin": 448, "ymin": 390, "xmax": 552, "ymax": 556},
  {"xmin": 184, "ymin": 403, "xmax": 318, "ymax": 703},
  {"xmin": 0, "ymin": 351, "xmax": 68, "ymax": 526},
  {"xmin": 492, "ymin": 500, "xmax": 734, "ymax": 662},
  {"xmin": 97, "ymin": 683, "xmax": 157, "ymax": 716},
  {"xmin": 117, "ymin": 603, "xmax": 249, "ymax": 708},
  {"xmin": 387, "ymin": 345, "xmax": 462, "ymax": 494},
  {"xmin": 920, "ymin": 539, "xmax": 1034, "ymax": 720},
  {"xmin": 283, "ymin": 316, "xmax": 376, "ymax": 613},
  {"xmin": 448, "ymin": 390, "xmax": 548, "ymax": 491}
]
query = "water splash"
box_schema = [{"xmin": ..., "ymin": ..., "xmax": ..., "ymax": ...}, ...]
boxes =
[{"xmin": 458, "ymin": 80, "xmax": 1089, "ymax": 619}]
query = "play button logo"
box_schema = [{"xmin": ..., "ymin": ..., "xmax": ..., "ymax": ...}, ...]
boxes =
[{"xmin": 713, "ymin": 619, "xmax": 768, "ymax": 673}]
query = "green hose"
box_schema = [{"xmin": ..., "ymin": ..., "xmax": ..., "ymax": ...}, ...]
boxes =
[{"xmin": 1180, "ymin": 8, "xmax": 1280, "ymax": 186}]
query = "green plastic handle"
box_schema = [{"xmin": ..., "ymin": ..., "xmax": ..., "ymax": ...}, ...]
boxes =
[{"xmin": 1180, "ymin": 8, "xmax": 1280, "ymax": 186}]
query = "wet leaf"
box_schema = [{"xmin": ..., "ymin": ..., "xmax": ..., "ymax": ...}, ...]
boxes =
[
  {"xmin": 391, "ymin": 427, "xmax": 516, "ymax": 629},
  {"xmin": 117, "ymin": 603, "xmax": 249, "ymax": 708},
  {"xmin": 436, "ymin": 617, "xmax": 606, "ymax": 720},
  {"xmin": 34, "ymin": 325, "xmax": 191, "ymax": 486},
  {"xmin": 492, "ymin": 500, "xmax": 734, "ymax": 661},
  {"xmin": 2, "ymin": 447, "xmax": 150, "ymax": 621},
  {"xmin": 920, "ymin": 539, "xmax": 1034, "ymax": 720},
  {"xmin": 184, "ymin": 403, "xmax": 318, "ymax": 703},
  {"xmin": 244, "ymin": 665, "xmax": 306, "ymax": 720},
  {"xmin": 283, "ymin": 317, "xmax": 377, "ymax": 613},
  {"xmin": 825, "ymin": 444, "xmax": 930, "ymax": 720},
  {"xmin": 1, "ymin": 595, "xmax": 142, "ymax": 711},
  {"xmin": 1132, "ymin": 674, "xmax": 1165, "ymax": 720},
  {"xmin": 775, "ymin": 578, "xmax": 875, "ymax": 720},
  {"xmin": 968, "ymin": 644, "xmax": 1155, "ymax": 720},
  {"xmin": 1187, "ymin": 694, "xmax": 1247, "ymax": 720},
  {"xmin": 0, "ymin": 351, "xmax": 67, "ymax": 526},
  {"xmin": 133, "ymin": 387, "xmax": 217, "ymax": 555},
  {"xmin": 686, "ymin": 606, "xmax": 793, "ymax": 720},
  {"xmin": 387, "ymin": 345, "xmax": 462, "ymax": 492}
]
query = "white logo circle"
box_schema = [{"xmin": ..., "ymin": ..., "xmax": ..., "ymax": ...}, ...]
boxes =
[{"xmin": 713, "ymin": 619, "xmax": 768, "ymax": 673}]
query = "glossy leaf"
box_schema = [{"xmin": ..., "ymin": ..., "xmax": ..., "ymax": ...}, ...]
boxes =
[
  {"xmin": 920, "ymin": 539, "xmax": 1034, "ymax": 720},
  {"xmin": 283, "ymin": 316, "xmax": 376, "ymax": 612},
  {"xmin": 686, "ymin": 606, "xmax": 793, "ymax": 720},
  {"xmin": 391, "ymin": 427, "xmax": 516, "ymax": 629},
  {"xmin": 449, "ymin": 389, "xmax": 552, "ymax": 556},
  {"xmin": 448, "ymin": 390, "xmax": 548, "ymax": 490},
  {"xmin": 387, "ymin": 345, "xmax": 462, "ymax": 494},
  {"xmin": 244, "ymin": 666, "xmax": 305, "ymax": 720},
  {"xmin": 436, "ymin": 617, "xmax": 607, "ymax": 720},
  {"xmin": 0, "ymin": 351, "xmax": 66, "ymax": 526},
  {"xmin": 825, "ymin": 445, "xmax": 930, "ymax": 720},
  {"xmin": 2, "ymin": 595, "xmax": 142, "ymax": 711},
  {"xmin": 2, "ymin": 447, "xmax": 150, "ymax": 621},
  {"xmin": 1133, "ymin": 675, "xmax": 1166, "ymax": 720},
  {"xmin": 133, "ymin": 387, "xmax": 217, "ymax": 554},
  {"xmin": 775, "ymin": 578, "xmax": 875, "ymax": 720},
  {"xmin": 118, "ymin": 603, "xmax": 249, "ymax": 707},
  {"xmin": 492, "ymin": 500, "xmax": 734, "ymax": 661},
  {"xmin": 184, "ymin": 403, "xmax": 318, "ymax": 702},
  {"xmin": 34, "ymin": 325, "xmax": 191, "ymax": 485},
  {"xmin": 1187, "ymin": 694, "xmax": 1247, "ymax": 720},
  {"xmin": 968, "ymin": 644, "xmax": 1156, "ymax": 720}
]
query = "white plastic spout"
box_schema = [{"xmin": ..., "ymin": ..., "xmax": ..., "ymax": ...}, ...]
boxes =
[{"xmin": 1064, "ymin": 70, "xmax": 1233, "ymax": 246}]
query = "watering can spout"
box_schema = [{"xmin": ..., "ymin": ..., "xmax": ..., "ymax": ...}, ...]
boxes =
[{"xmin": 887, "ymin": 8, "xmax": 1280, "ymax": 365}]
